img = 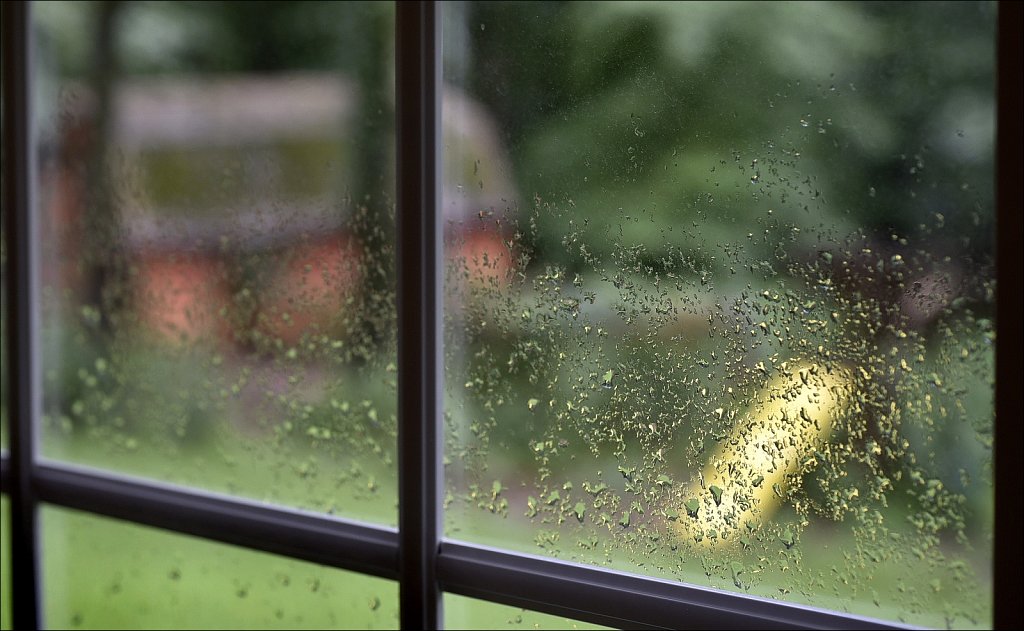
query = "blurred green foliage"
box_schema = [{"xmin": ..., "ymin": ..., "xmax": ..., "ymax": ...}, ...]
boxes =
[{"xmin": 462, "ymin": 1, "xmax": 994, "ymax": 273}]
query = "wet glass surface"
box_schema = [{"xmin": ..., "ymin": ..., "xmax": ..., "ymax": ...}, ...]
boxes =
[
  {"xmin": 34, "ymin": 1, "xmax": 398, "ymax": 524},
  {"xmin": 442, "ymin": 2, "xmax": 995, "ymax": 626}
]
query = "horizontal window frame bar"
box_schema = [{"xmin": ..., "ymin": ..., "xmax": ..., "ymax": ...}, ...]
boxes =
[
  {"xmin": 1, "ymin": 454, "xmax": 912, "ymax": 630},
  {"xmin": 437, "ymin": 539, "xmax": 914, "ymax": 631},
  {"xmin": 28, "ymin": 459, "xmax": 400, "ymax": 581}
]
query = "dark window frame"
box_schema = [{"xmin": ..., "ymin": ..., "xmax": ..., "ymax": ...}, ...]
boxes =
[{"xmin": 2, "ymin": 1, "xmax": 1021, "ymax": 629}]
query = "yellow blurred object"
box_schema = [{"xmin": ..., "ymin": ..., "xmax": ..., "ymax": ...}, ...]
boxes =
[{"xmin": 676, "ymin": 361, "xmax": 853, "ymax": 548}]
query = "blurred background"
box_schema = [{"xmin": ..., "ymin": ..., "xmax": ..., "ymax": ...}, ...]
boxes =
[{"xmin": 1, "ymin": 1, "xmax": 995, "ymax": 628}]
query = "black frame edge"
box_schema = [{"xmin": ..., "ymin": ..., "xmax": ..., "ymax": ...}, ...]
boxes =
[
  {"xmin": 1, "ymin": 1, "xmax": 42, "ymax": 628},
  {"xmin": 995, "ymin": 1, "xmax": 1023, "ymax": 628}
]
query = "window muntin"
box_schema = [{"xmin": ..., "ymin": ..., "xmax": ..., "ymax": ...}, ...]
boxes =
[
  {"xmin": 33, "ymin": 1, "xmax": 398, "ymax": 525},
  {"xmin": 443, "ymin": 2, "xmax": 995, "ymax": 627}
]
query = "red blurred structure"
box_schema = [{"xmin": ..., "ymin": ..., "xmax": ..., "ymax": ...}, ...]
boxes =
[{"xmin": 42, "ymin": 74, "xmax": 518, "ymax": 349}]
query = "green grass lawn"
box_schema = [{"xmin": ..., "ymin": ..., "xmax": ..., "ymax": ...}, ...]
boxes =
[
  {"xmin": 1, "ymin": 502, "xmax": 602, "ymax": 630},
  {"xmin": 1, "ymin": 499, "xmax": 991, "ymax": 629},
  {"xmin": 38, "ymin": 505, "xmax": 398, "ymax": 630}
]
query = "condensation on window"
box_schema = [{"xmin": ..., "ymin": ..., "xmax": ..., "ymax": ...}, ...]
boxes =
[
  {"xmin": 443, "ymin": 2, "xmax": 995, "ymax": 627},
  {"xmin": 34, "ymin": 2, "xmax": 398, "ymax": 523},
  {"xmin": 41, "ymin": 505, "xmax": 397, "ymax": 629}
]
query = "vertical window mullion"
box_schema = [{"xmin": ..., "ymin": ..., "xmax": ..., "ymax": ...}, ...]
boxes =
[
  {"xmin": 395, "ymin": 1, "xmax": 443, "ymax": 629},
  {"xmin": 2, "ymin": 0, "xmax": 42, "ymax": 628}
]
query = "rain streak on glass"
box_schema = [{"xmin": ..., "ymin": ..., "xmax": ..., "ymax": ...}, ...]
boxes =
[
  {"xmin": 34, "ymin": 2, "xmax": 397, "ymax": 524},
  {"xmin": 442, "ymin": 2, "xmax": 995, "ymax": 627}
]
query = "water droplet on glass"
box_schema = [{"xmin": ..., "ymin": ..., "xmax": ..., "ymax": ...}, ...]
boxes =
[
  {"xmin": 574, "ymin": 502, "xmax": 586, "ymax": 522},
  {"xmin": 601, "ymin": 370, "xmax": 614, "ymax": 388},
  {"xmin": 685, "ymin": 498, "xmax": 700, "ymax": 517},
  {"xmin": 709, "ymin": 485, "xmax": 723, "ymax": 506},
  {"xmin": 779, "ymin": 527, "xmax": 796, "ymax": 549}
]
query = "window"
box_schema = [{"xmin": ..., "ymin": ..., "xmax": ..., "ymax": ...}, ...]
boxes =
[{"xmin": 3, "ymin": 1, "xmax": 1021, "ymax": 629}]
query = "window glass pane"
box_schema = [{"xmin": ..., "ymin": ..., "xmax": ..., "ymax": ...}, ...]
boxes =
[
  {"xmin": 442, "ymin": 2, "xmax": 995, "ymax": 626},
  {"xmin": 41, "ymin": 504, "xmax": 397, "ymax": 629},
  {"xmin": 35, "ymin": 2, "xmax": 396, "ymax": 524},
  {"xmin": 1, "ymin": 496, "xmax": 10, "ymax": 630},
  {"xmin": 444, "ymin": 593, "xmax": 608, "ymax": 630}
]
